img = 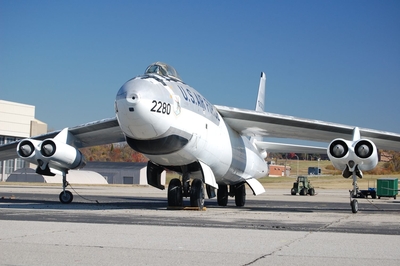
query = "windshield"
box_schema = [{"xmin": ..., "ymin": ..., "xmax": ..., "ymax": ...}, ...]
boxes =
[{"xmin": 145, "ymin": 62, "xmax": 182, "ymax": 81}]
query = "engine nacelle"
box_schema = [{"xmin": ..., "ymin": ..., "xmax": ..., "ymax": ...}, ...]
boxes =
[
  {"xmin": 327, "ymin": 138, "xmax": 378, "ymax": 177},
  {"xmin": 40, "ymin": 138, "xmax": 86, "ymax": 171},
  {"xmin": 16, "ymin": 138, "xmax": 86, "ymax": 175}
]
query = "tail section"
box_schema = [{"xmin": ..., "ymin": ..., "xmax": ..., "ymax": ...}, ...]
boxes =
[
  {"xmin": 251, "ymin": 72, "xmax": 266, "ymax": 145},
  {"xmin": 255, "ymin": 72, "xmax": 266, "ymax": 112}
]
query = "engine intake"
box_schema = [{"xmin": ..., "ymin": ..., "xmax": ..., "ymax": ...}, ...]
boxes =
[
  {"xmin": 41, "ymin": 139, "xmax": 57, "ymax": 157},
  {"xmin": 354, "ymin": 140, "xmax": 373, "ymax": 159},
  {"xmin": 329, "ymin": 139, "xmax": 348, "ymax": 159},
  {"xmin": 18, "ymin": 140, "xmax": 36, "ymax": 158}
]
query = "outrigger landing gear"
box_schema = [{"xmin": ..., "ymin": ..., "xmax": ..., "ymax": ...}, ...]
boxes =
[
  {"xmin": 59, "ymin": 172, "xmax": 73, "ymax": 204},
  {"xmin": 349, "ymin": 171, "xmax": 359, "ymax": 213}
]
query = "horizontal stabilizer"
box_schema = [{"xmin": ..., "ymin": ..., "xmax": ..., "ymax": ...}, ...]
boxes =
[{"xmin": 255, "ymin": 141, "xmax": 327, "ymax": 154}]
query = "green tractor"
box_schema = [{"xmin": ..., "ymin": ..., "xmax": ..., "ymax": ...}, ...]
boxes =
[{"xmin": 291, "ymin": 176, "xmax": 315, "ymax": 196}]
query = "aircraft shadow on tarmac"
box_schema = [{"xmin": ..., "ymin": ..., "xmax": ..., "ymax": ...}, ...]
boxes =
[{"xmin": 1, "ymin": 193, "xmax": 398, "ymax": 213}]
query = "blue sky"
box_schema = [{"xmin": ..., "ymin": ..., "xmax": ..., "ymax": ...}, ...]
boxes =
[{"xmin": 1, "ymin": 0, "xmax": 399, "ymax": 135}]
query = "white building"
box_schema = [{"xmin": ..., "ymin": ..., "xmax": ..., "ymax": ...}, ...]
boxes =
[{"xmin": 0, "ymin": 100, "xmax": 47, "ymax": 181}]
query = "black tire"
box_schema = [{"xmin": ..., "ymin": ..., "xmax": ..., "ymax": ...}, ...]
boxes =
[
  {"xmin": 235, "ymin": 183, "xmax": 246, "ymax": 207},
  {"xmin": 291, "ymin": 188, "xmax": 296, "ymax": 195},
  {"xmin": 59, "ymin": 190, "xmax": 73, "ymax": 204},
  {"xmin": 371, "ymin": 191, "xmax": 376, "ymax": 199},
  {"xmin": 217, "ymin": 185, "xmax": 228, "ymax": 206},
  {"xmin": 351, "ymin": 199, "xmax": 358, "ymax": 213},
  {"xmin": 300, "ymin": 188, "xmax": 307, "ymax": 196},
  {"xmin": 309, "ymin": 188, "xmax": 315, "ymax": 196},
  {"xmin": 190, "ymin": 179, "xmax": 204, "ymax": 208},
  {"xmin": 168, "ymin": 178, "xmax": 183, "ymax": 207}
]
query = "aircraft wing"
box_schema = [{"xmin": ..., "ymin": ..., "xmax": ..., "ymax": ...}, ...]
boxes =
[
  {"xmin": 0, "ymin": 117, "xmax": 125, "ymax": 161},
  {"xmin": 254, "ymin": 141, "xmax": 327, "ymax": 154},
  {"xmin": 216, "ymin": 105, "xmax": 400, "ymax": 151}
]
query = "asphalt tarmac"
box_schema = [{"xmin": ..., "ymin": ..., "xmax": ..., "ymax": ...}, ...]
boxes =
[{"xmin": 0, "ymin": 184, "xmax": 399, "ymax": 265}]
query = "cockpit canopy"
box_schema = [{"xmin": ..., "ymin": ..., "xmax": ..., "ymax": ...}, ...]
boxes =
[{"xmin": 145, "ymin": 62, "xmax": 182, "ymax": 81}]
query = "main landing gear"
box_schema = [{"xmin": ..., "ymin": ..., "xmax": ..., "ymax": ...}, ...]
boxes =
[
  {"xmin": 217, "ymin": 183, "xmax": 246, "ymax": 207},
  {"xmin": 168, "ymin": 178, "xmax": 205, "ymax": 209},
  {"xmin": 167, "ymin": 179, "xmax": 247, "ymax": 208},
  {"xmin": 59, "ymin": 172, "xmax": 73, "ymax": 204}
]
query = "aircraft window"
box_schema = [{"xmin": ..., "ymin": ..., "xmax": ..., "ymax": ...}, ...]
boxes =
[{"xmin": 145, "ymin": 62, "xmax": 182, "ymax": 81}]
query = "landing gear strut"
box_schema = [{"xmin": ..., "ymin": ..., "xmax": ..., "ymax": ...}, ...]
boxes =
[{"xmin": 59, "ymin": 172, "xmax": 73, "ymax": 204}]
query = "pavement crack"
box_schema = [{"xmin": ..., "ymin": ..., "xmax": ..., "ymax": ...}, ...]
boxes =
[
  {"xmin": 317, "ymin": 214, "xmax": 351, "ymax": 231},
  {"xmin": 242, "ymin": 232, "xmax": 312, "ymax": 266}
]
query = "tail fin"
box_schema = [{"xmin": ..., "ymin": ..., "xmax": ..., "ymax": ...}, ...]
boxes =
[
  {"xmin": 255, "ymin": 72, "xmax": 266, "ymax": 112},
  {"xmin": 251, "ymin": 72, "xmax": 266, "ymax": 145}
]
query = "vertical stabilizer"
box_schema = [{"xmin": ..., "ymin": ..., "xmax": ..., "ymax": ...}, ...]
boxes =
[
  {"xmin": 255, "ymin": 72, "xmax": 266, "ymax": 112},
  {"xmin": 251, "ymin": 72, "xmax": 266, "ymax": 145}
]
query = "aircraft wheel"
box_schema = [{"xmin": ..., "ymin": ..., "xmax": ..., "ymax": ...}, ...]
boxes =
[
  {"xmin": 190, "ymin": 179, "xmax": 204, "ymax": 209},
  {"xmin": 59, "ymin": 190, "xmax": 73, "ymax": 204},
  {"xmin": 168, "ymin": 178, "xmax": 183, "ymax": 207},
  {"xmin": 235, "ymin": 183, "xmax": 246, "ymax": 207},
  {"xmin": 351, "ymin": 199, "xmax": 358, "ymax": 213},
  {"xmin": 217, "ymin": 185, "xmax": 228, "ymax": 206}
]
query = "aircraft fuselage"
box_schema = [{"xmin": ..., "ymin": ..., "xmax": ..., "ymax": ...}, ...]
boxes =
[{"xmin": 115, "ymin": 71, "xmax": 268, "ymax": 185}]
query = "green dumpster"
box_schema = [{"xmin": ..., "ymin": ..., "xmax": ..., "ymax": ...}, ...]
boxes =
[{"xmin": 377, "ymin": 178, "xmax": 398, "ymax": 199}]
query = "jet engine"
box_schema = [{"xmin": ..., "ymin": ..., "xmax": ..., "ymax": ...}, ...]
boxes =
[
  {"xmin": 327, "ymin": 138, "xmax": 378, "ymax": 178},
  {"xmin": 40, "ymin": 138, "xmax": 86, "ymax": 170},
  {"xmin": 17, "ymin": 139, "xmax": 42, "ymax": 162},
  {"xmin": 16, "ymin": 138, "xmax": 86, "ymax": 175}
]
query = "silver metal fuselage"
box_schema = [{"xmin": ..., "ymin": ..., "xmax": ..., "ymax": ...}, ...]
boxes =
[{"xmin": 115, "ymin": 74, "xmax": 268, "ymax": 185}]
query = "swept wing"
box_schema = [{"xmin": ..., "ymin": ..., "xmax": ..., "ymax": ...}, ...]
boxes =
[
  {"xmin": 0, "ymin": 117, "xmax": 124, "ymax": 161},
  {"xmin": 216, "ymin": 105, "xmax": 400, "ymax": 151}
]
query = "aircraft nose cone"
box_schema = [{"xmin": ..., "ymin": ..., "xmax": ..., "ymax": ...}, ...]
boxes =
[{"xmin": 115, "ymin": 77, "xmax": 172, "ymax": 140}]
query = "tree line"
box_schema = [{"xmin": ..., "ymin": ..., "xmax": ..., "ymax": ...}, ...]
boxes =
[{"xmin": 80, "ymin": 143, "xmax": 400, "ymax": 173}]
